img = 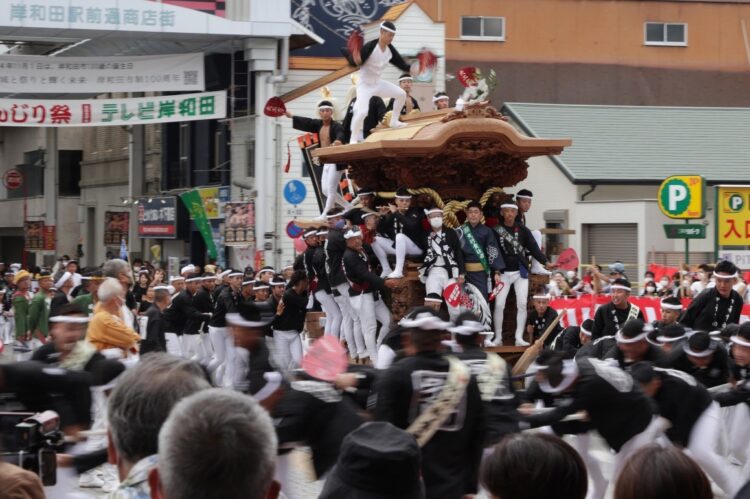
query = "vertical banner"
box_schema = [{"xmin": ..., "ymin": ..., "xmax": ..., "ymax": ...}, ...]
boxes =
[
  {"xmin": 223, "ymin": 201, "xmax": 255, "ymax": 246},
  {"xmin": 43, "ymin": 225, "xmax": 56, "ymax": 251},
  {"xmin": 24, "ymin": 221, "xmax": 44, "ymax": 250},
  {"xmin": 180, "ymin": 190, "xmax": 218, "ymax": 259},
  {"xmin": 104, "ymin": 212, "xmax": 129, "ymax": 245}
]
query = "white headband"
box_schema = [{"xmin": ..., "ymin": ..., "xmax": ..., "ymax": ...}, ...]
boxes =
[
  {"xmin": 361, "ymin": 211, "xmax": 379, "ymax": 219},
  {"xmin": 253, "ymin": 372, "xmax": 283, "ymax": 402},
  {"xmin": 259, "ymin": 268, "xmax": 275, "ymax": 275},
  {"xmin": 610, "ymin": 285, "xmax": 631, "ymax": 292},
  {"xmin": 683, "ymin": 343, "xmax": 716, "ymax": 358},
  {"xmin": 516, "ymin": 194, "xmax": 533, "ymax": 200},
  {"xmin": 580, "ymin": 325, "xmax": 592, "ymax": 336},
  {"xmin": 317, "ymin": 105, "xmax": 333, "ymax": 110},
  {"xmin": 170, "ymin": 276, "xmax": 185, "ymax": 282},
  {"xmin": 398, "ymin": 75, "xmax": 413, "ymax": 82},
  {"xmin": 500, "ymin": 203, "xmax": 518, "ymax": 209},
  {"xmin": 432, "ymin": 95, "xmax": 449, "ymax": 103},
  {"xmin": 303, "ymin": 230, "xmax": 318, "ymax": 238},
  {"xmin": 54, "ymin": 272, "xmax": 72, "ymax": 289},
  {"xmin": 241, "ymin": 280, "xmax": 254, "ymax": 287},
  {"xmin": 538, "ymin": 360, "xmax": 579, "ymax": 394},
  {"xmin": 225, "ymin": 312, "xmax": 270, "ymax": 328},
  {"xmin": 615, "ymin": 325, "xmax": 652, "ymax": 344},
  {"xmin": 49, "ymin": 315, "xmax": 89, "ymax": 324},
  {"xmin": 357, "ymin": 191, "xmax": 374, "ymax": 197},
  {"xmin": 180, "ymin": 265, "xmax": 195, "ymax": 274},
  {"xmin": 713, "ymin": 271, "xmax": 739, "ymax": 280},
  {"xmin": 425, "ymin": 208, "xmax": 443, "ymax": 216},
  {"xmin": 344, "ymin": 229, "xmax": 362, "ymax": 240},
  {"xmin": 253, "ymin": 284, "xmax": 269, "ymax": 290},
  {"xmin": 398, "ymin": 312, "xmax": 451, "ymax": 331},
  {"xmin": 153, "ymin": 286, "xmax": 171, "ymax": 292},
  {"xmin": 395, "ymin": 194, "xmax": 412, "ymax": 199},
  {"xmin": 655, "ymin": 333, "xmax": 685, "ymax": 343},
  {"xmin": 218, "ymin": 270, "xmax": 232, "ymax": 278},
  {"xmin": 730, "ymin": 335, "xmax": 750, "ymax": 348},
  {"xmin": 316, "ymin": 230, "xmax": 329, "ymax": 236},
  {"xmin": 380, "ymin": 22, "xmax": 396, "ymax": 33},
  {"xmin": 227, "ymin": 272, "xmax": 244, "ymax": 278},
  {"xmin": 532, "ymin": 294, "xmax": 551, "ymax": 300},
  {"xmin": 185, "ymin": 277, "xmax": 202, "ymax": 283},
  {"xmin": 660, "ymin": 302, "xmax": 683, "ymax": 311},
  {"xmin": 449, "ymin": 320, "xmax": 486, "ymax": 336}
]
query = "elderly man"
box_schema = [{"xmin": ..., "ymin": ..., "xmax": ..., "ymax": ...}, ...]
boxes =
[
  {"xmin": 590, "ymin": 278, "xmax": 644, "ymax": 340},
  {"xmin": 149, "ymin": 389, "xmax": 280, "ymax": 499},
  {"xmin": 86, "ymin": 277, "xmax": 141, "ymax": 355},
  {"xmin": 106, "ymin": 354, "xmax": 210, "ymax": 498},
  {"xmin": 102, "ymin": 258, "xmax": 136, "ymax": 328}
]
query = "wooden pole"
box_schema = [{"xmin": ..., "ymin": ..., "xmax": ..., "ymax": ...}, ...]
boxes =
[{"xmin": 511, "ymin": 310, "xmax": 565, "ymax": 376}]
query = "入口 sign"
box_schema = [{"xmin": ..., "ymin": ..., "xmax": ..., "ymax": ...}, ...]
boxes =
[
  {"xmin": 717, "ymin": 185, "xmax": 750, "ymax": 246},
  {"xmin": 657, "ymin": 175, "xmax": 705, "ymax": 219}
]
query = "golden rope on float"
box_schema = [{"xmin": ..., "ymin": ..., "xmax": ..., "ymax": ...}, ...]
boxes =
[{"xmin": 479, "ymin": 187, "xmax": 506, "ymax": 208}]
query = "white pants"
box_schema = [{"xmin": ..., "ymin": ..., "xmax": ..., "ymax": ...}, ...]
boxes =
[
  {"xmin": 350, "ymin": 292, "xmax": 391, "ymax": 362},
  {"xmin": 207, "ymin": 326, "xmax": 227, "ymax": 375},
  {"xmin": 372, "ymin": 234, "xmax": 423, "ymax": 276},
  {"xmin": 274, "ymin": 329, "xmax": 303, "ymax": 370},
  {"xmin": 315, "ymin": 290, "xmax": 342, "ymax": 338},
  {"xmin": 320, "ymin": 163, "xmax": 351, "ymax": 217},
  {"xmin": 570, "ymin": 433, "xmax": 608, "ymax": 499},
  {"xmin": 350, "ymin": 79, "xmax": 406, "ymax": 143},
  {"xmin": 530, "ymin": 229, "xmax": 549, "ymax": 275},
  {"xmin": 334, "ymin": 283, "xmax": 364, "ymax": 358},
  {"xmin": 686, "ymin": 402, "xmax": 741, "ymax": 496},
  {"xmin": 164, "ymin": 332, "xmax": 183, "ymax": 357},
  {"xmin": 492, "ymin": 271, "xmax": 529, "ymax": 344},
  {"xmin": 426, "ymin": 268, "xmax": 462, "ymax": 321},
  {"xmin": 612, "ymin": 417, "xmax": 662, "ymax": 482}
]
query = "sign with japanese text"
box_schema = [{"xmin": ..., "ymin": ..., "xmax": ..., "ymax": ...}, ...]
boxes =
[
  {"xmin": 0, "ymin": 53, "xmax": 204, "ymax": 94},
  {"xmin": 43, "ymin": 225, "xmax": 55, "ymax": 251},
  {"xmin": 663, "ymin": 224, "xmax": 706, "ymax": 239},
  {"xmin": 3, "ymin": 1, "xmax": 248, "ymax": 36},
  {"xmin": 24, "ymin": 221, "xmax": 44, "ymax": 250},
  {"xmin": 657, "ymin": 175, "xmax": 704, "ymax": 219},
  {"xmin": 104, "ymin": 211, "xmax": 129, "ymax": 246},
  {"xmin": 717, "ymin": 185, "xmax": 750, "ymax": 246},
  {"xmin": 719, "ymin": 250, "xmax": 750, "ymax": 269},
  {"xmin": 196, "ymin": 186, "xmax": 230, "ymax": 219},
  {"xmin": 0, "ymin": 91, "xmax": 225, "ymax": 127},
  {"xmin": 224, "ymin": 202, "xmax": 255, "ymax": 247},
  {"xmin": 137, "ymin": 197, "xmax": 178, "ymax": 238}
]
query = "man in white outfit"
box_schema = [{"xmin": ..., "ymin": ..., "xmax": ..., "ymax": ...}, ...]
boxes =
[{"xmin": 343, "ymin": 20, "xmax": 413, "ymax": 144}]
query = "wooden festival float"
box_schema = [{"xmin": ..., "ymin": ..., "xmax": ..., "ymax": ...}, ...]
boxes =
[{"xmin": 312, "ymin": 102, "xmax": 571, "ymax": 357}]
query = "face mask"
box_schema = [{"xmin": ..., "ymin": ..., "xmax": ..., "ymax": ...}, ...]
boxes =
[
  {"xmin": 430, "ymin": 217, "xmax": 443, "ymax": 229},
  {"xmin": 660, "ymin": 280, "xmax": 669, "ymax": 286},
  {"xmin": 646, "ymin": 286, "xmax": 655, "ymax": 292},
  {"xmin": 682, "ymin": 280, "xmax": 690, "ymax": 287},
  {"xmin": 134, "ymin": 266, "xmax": 141, "ymax": 272},
  {"xmin": 566, "ymin": 271, "xmax": 575, "ymax": 280},
  {"xmin": 334, "ymin": 219, "xmax": 346, "ymax": 229}
]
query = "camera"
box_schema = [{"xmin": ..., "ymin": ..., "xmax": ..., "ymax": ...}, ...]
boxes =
[{"xmin": 1, "ymin": 410, "xmax": 62, "ymax": 486}]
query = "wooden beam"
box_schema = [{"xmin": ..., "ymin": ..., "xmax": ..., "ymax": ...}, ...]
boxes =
[
  {"xmin": 540, "ymin": 228, "xmax": 576, "ymax": 235},
  {"xmin": 279, "ymin": 64, "xmax": 357, "ymax": 103}
]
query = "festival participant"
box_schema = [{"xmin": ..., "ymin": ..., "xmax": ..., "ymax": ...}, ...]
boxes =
[
  {"xmin": 525, "ymin": 291, "xmax": 562, "ymax": 348},
  {"xmin": 655, "ymin": 296, "xmax": 683, "ymax": 328},
  {"xmin": 311, "ymin": 227, "xmax": 342, "ymax": 339},
  {"xmin": 521, "ymin": 351, "xmax": 659, "ymax": 481},
  {"xmin": 207, "ymin": 269, "xmax": 243, "ymax": 387},
  {"xmin": 177, "ymin": 274, "xmax": 212, "ymax": 360},
  {"xmin": 342, "ymin": 227, "xmax": 397, "ymax": 364},
  {"xmin": 681, "ymin": 260, "xmax": 743, "ymax": 332},
  {"xmin": 227, "ymin": 300, "xmax": 276, "ymax": 393},
  {"xmin": 168, "ymin": 276, "xmax": 185, "ymax": 297},
  {"xmin": 344, "ymin": 187, "xmax": 377, "ymax": 225},
  {"xmin": 11, "ymin": 269, "xmax": 33, "ymax": 342},
  {"xmin": 342, "ymin": 20, "xmax": 413, "ymax": 143},
  {"xmin": 140, "ymin": 286, "xmax": 170, "ymax": 355},
  {"xmin": 422, "ymin": 207, "xmax": 465, "ymax": 315},
  {"xmin": 341, "ymin": 95, "xmax": 386, "ymax": 143},
  {"xmin": 50, "ymin": 271, "xmax": 75, "ymax": 317},
  {"xmin": 285, "ymin": 101, "xmax": 349, "ymax": 219},
  {"xmin": 645, "ymin": 323, "xmax": 687, "ymax": 355},
  {"xmin": 492, "ymin": 201, "xmax": 554, "ymax": 346},
  {"xmin": 375, "ymin": 307, "xmax": 484, "ymax": 499},
  {"xmin": 631, "ymin": 362, "xmax": 742, "ymax": 496},
  {"xmin": 452, "ymin": 312, "xmax": 521, "ymax": 447},
  {"xmin": 666, "ymin": 331, "xmax": 730, "ymax": 388},
  {"xmin": 294, "ymin": 229, "xmax": 319, "ymax": 283},
  {"xmin": 257, "ymin": 267, "xmax": 276, "ymax": 285},
  {"xmin": 271, "ymin": 271, "xmax": 309, "ymax": 370},
  {"xmin": 188, "ymin": 274, "xmax": 215, "ymax": 364},
  {"xmin": 86, "ymin": 277, "xmax": 141, "ymax": 355},
  {"xmin": 385, "ymin": 73, "xmax": 420, "ymax": 116},
  {"xmin": 433, "ymin": 91, "xmax": 450, "ymax": 110},
  {"xmin": 603, "ymin": 319, "xmax": 667, "ymax": 370},
  {"xmin": 372, "ymin": 187, "xmax": 426, "ymax": 279},
  {"xmin": 514, "ymin": 188, "xmax": 533, "ymax": 226},
  {"xmin": 590, "ymin": 278, "xmax": 644, "ymax": 340},
  {"xmin": 460, "ymin": 200, "xmax": 504, "ymax": 299},
  {"xmin": 27, "ymin": 270, "xmax": 54, "ymax": 344},
  {"xmin": 71, "ymin": 270, "xmax": 104, "ymax": 316}
]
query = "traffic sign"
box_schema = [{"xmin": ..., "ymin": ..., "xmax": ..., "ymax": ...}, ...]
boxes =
[
  {"xmin": 286, "ymin": 221, "xmax": 304, "ymax": 239},
  {"xmin": 2, "ymin": 168, "xmax": 23, "ymax": 190},
  {"xmin": 663, "ymin": 224, "xmax": 706, "ymax": 239},
  {"xmin": 657, "ymin": 175, "xmax": 704, "ymax": 219},
  {"xmin": 283, "ymin": 180, "xmax": 307, "ymax": 205}
]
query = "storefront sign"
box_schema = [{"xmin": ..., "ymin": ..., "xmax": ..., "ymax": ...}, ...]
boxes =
[
  {"xmin": 0, "ymin": 52, "xmax": 204, "ymax": 93},
  {"xmin": 24, "ymin": 221, "xmax": 44, "ymax": 250},
  {"xmin": 224, "ymin": 201, "xmax": 255, "ymax": 247},
  {"xmin": 719, "ymin": 250, "xmax": 750, "ymax": 269},
  {"xmin": 104, "ymin": 211, "xmax": 129, "ymax": 246},
  {"xmin": 717, "ymin": 185, "xmax": 750, "ymax": 246},
  {"xmin": 137, "ymin": 197, "xmax": 177, "ymax": 238},
  {"xmin": 43, "ymin": 225, "xmax": 55, "ymax": 251},
  {"xmin": 0, "ymin": 90, "xmax": 225, "ymax": 127},
  {"xmin": 196, "ymin": 185, "xmax": 230, "ymax": 219}
]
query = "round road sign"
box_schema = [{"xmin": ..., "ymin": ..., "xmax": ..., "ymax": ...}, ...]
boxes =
[
  {"xmin": 286, "ymin": 221, "xmax": 304, "ymax": 239},
  {"xmin": 657, "ymin": 175, "xmax": 704, "ymax": 219},
  {"xmin": 2, "ymin": 168, "xmax": 23, "ymax": 190}
]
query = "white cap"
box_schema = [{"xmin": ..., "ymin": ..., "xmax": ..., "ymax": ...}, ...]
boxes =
[
  {"xmin": 180, "ymin": 264, "xmax": 195, "ymax": 275},
  {"xmin": 54, "ymin": 272, "xmax": 72, "ymax": 289},
  {"xmin": 344, "ymin": 228, "xmax": 363, "ymax": 239}
]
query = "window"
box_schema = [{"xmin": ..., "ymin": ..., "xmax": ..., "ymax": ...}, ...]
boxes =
[
  {"xmin": 461, "ymin": 16, "xmax": 505, "ymax": 41},
  {"xmin": 644, "ymin": 22, "xmax": 687, "ymax": 46}
]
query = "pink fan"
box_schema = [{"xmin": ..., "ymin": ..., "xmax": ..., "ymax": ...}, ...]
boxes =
[
  {"xmin": 347, "ymin": 29, "xmax": 364, "ymax": 62},
  {"xmin": 301, "ymin": 335, "xmax": 348, "ymax": 382},
  {"xmin": 457, "ymin": 66, "xmax": 478, "ymax": 87}
]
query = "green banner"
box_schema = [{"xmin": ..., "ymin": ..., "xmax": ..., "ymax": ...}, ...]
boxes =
[{"xmin": 180, "ymin": 190, "xmax": 218, "ymax": 259}]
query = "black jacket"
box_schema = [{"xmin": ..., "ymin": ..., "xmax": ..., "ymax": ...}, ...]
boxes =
[
  {"xmin": 680, "ymin": 287, "xmax": 743, "ymax": 331},
  {"xmin": 291, "ymin": 116, "xmax": 344, "ymax": 145},
  {"xmin": 378, "ymin": 208, "xmax": 427, "ymax": 249},
  {"xmin": 603, "ymin": 343, "xmax": 669, "ymax": 371},
  {"xmin": 527, "ymin": 307, "xmax": 562, "ymax": 347},
  {"xmin": 649, "ymin": 368, "xmax": 713, "ymax": 447},
  {"xmin": 342, "ymin": 248, "xmax": 386, "ymax": 296},
  {"xmin": 325, "ymin": 229, "xmax": 348, "ymax": 288},
  {"xmin": 341, "ymin": 39, "xmax": 411, "ymax": 72},
  {"xmin": 554, "ymin": 326, "xmax": 583, "ymax": 353},
  {"xmin": 312, "ymin": 246, "xmax": 332, "ymax": 294},
  {"xmin": 341, "ymin": 96, "xmax": 387, "ymax": 143},
  {"xmin": 460, "ymin": 222, "xmax": 505, "ymax": 271},
  {"xmin": 385, "ymin": 94, "xmax": 420, "ymax": 116},
  {"xmin": 375, "ymin": 351, "xmax": 484, "ymax": 499},
  {"xmin": 714, "ymin": 360, "xmax": 750, "ymax": 407},
  {"xmin": 667, "ymin": 345, "xmax": 730, "ymax": 388},
  {"xmin": 49, "ymin": 290, "xmax": 70, "ymax": 318},
  {"xmin": 494, "ymin": 222, "xmax": 547, "ymax": 272},
  {"xmin": 272, "ymin": 289, "xmax": 308, "ymax": 332},
  {"xmin": 591, "ymin": 302, "xmax": 645, "ymax": 340},
  {"xmin": 209, "ymin": 285, "xmax": 239, "ymax": 328},
  {"xmin": 576, "ymin": 336, "xmax": 617, "ymax": 360},
  {"xmin": 191, "ymin": 286, "xmax": 214, "ymax": 334},
  {"xmin": 524, "ymin": 357, "xmax": 654, "ymax": 451},
  {"xmin": 422, "ymin": 228, "xmax": 466, "ymax": 278},
  {"xmin": 140, "ymin": 304, "xmax": 166, "ymax": 354},
  {"xmin": 164, "ymin": 290, "xmax": 209, "ymax": 335}
]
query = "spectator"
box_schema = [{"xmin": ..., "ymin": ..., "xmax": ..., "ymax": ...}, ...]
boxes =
[
  {"xmin": 149, "ymin": 388, "xmax": 280, "ymax": 499},
  {"xmin": 102, "ymin": 258, "xmax": 136, "ymax": 327},
  {"xmin": 0, "ymin": 460, "xmax": 45, "ymax": 499},
  {"xmin": 319, "ymin": 421, "xmax": 424, "ymax": 499},
  {"xmin": 614, "ymin": 445, "xmax": 712, "ymax": 499},
  {"xmin": 106, "ymin": 354, "xmax": 210, "ymax": 498},
  {"xmin": 481, "ymin": 433, "xmax": 587, "ymax": 499},
  {"xmin": 86, "ymin": 277, "xmax": 141, "ymax": 355}
]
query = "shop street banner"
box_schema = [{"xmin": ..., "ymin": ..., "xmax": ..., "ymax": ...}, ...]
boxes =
[
  {"xmin": 137, "ymin": 197, "xmax": 178, "ymax": 238},
  {"xmin": 224, "ymin": 201, "xmax": 255, "ymax": 247},
  {"xmin": 0, "ymin": 90, "xmax": 225, "ymax": 127},
  {"xmin": 180, "ymin": 190, "xmax": 218, "ymax": 259},
  {"xmin": 24, "ymin": 221, "xmax": 44, "ymax": 250},
  {"xmin": 0, "ymin": 53, "xmax": 204, "ymax": 93},
  {"xmin": 104, "ymin": 211, "xmax": 129, "ymax": 246}
]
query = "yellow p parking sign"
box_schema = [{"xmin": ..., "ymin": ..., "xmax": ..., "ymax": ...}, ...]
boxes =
[{"xmin": 657, "ymin": 175, "xmax": 705, "ymax": 219}]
